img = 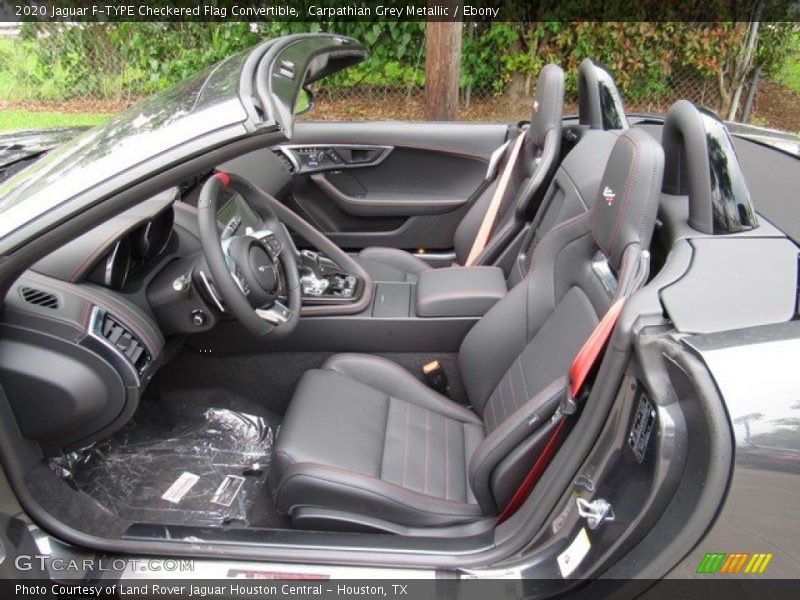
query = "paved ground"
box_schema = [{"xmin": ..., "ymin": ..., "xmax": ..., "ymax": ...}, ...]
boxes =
[{"xmin": 669, "ymin": 466, "xmax": 800, "ymax": 579}]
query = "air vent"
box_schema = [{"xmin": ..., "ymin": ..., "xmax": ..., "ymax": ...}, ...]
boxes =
[
  {"xmin": 98, "ymin": 312, "xmax": 151, "ymax": 375},
  {"xmin": 20, "ymin": 286, "xmax": 60, "ymax": 309}
]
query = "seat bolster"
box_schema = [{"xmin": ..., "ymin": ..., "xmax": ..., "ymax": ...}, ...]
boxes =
[
  {"xmin": 468, "ymin": 377, "xmax": 567, "ymax": 514},
  {"xmin": 590, "ymin": 129, "xmax": 664, "ymax": 270},
  {"xmin": 356, "ymin": 247, "xmax": 431, "ymax": 282},
  {"xmin": 275, "ymin": 463, "xmax": 484, "ymax": 527},
  {"xmin": 530, "ymin": 64, "xmax": 565, "ymax": 148},
  {"xmin": 323, "ymin": 354, "xmax": 482, "ymax": 425}
]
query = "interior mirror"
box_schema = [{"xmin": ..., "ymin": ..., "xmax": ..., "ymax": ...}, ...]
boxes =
[{"xmin": 294, "ymin": 87, "xmax": 314, "ymax": 115}]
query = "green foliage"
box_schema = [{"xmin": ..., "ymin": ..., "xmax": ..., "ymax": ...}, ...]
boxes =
[
  {"xmin": 759, "ymin": 25, "xmax": 800, "ymax": 79},
  {"xmin": 0, "ymin": 110, "xmax": 108, "ymax": 131},
  {"xmin": 461, "ymin": 23, "xmax": 517, "ymax": 93},
  {"xmin": 3, "ymin": 21, "xmax": 798, "ymax": 104},
  {"xmin": 776, "ymin": 40, "xmax": 800, "ymax": 94},
  {"xmin": 13, "ymin": 22, "xmax": 264, "ymax": 99}
]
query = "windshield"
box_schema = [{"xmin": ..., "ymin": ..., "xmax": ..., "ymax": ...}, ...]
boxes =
[{"xmin": 0, "ymin": 50, "xmax": 250, "ymax": 240}]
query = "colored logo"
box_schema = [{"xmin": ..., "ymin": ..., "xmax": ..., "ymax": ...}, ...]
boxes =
[
  {"xmin": 696, "ymin": 552, "xmax": 773, "ymax": 574},
  {"xmin": 602, "ymin": 186, "xmax": 615, "ymax": 206}
]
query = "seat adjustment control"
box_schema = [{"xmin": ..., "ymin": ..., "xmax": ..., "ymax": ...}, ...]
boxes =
[{"xmin": 422, "ymin": 360, "xmax": 450, "ymax": 397}]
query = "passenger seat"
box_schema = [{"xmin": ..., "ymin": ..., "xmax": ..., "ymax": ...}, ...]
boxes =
[
  {"xmin": 354, "ymin": 63, "xmax": 565, "ymax": 282},
  {"xmin": 499, "ymin": 58, "xmax": 632, "ymax": 287}
]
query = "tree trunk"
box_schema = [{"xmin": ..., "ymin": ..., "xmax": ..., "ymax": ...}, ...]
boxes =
[
  {"xmin": 424, "ymin": 4, "xmax": 462, "ymax": 121},
  {"xmin": 741, "ymin": 64, "xmax": 762, "ymax": 123},
  {"xmin": 726, "ymin": 20, "xmax": 761, "ymax": 121}
]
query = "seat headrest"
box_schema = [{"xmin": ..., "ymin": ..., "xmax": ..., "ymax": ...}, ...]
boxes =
[
  {"xmin": 578, "ymin": 58, "xmax": 629, "ymax": 130},
  {"xmin": 591, "ymin": 129, "xmax": 664, "ymax": 270},
  {"xmin": 529, "ymin": 64, "xmax": 564, "ymax": 148},
  {"xmin": 661, "ymin": 100, "xmax": 758, "ymax": 235}
]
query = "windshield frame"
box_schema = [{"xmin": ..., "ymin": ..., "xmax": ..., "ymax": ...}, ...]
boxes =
[{"xmin": 0, "ymin": 50, "xmax": 255, "ymax": 243}]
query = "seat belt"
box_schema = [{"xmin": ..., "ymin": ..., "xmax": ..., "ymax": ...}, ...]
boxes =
[
  {"xmin": 465, "ymin": 131, "xmax": 527, "ymax": 266},
  {"xmin": 496, "ymin": 297, "xmax": 627, "ymax": 524}
]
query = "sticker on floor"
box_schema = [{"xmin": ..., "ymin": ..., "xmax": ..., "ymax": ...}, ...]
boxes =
[{"xmin": 211, "ymin": 475, "xmax": 246, "ymax": 507}]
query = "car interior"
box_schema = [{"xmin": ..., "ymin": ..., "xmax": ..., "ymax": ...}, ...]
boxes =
[{"xmin": 0, "ymin": 44, "xmax": 798, "ymax": 568}]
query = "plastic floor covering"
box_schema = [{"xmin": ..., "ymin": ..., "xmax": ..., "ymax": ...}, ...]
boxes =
[{"xmin": 50, "ymin": 389, "xmax": 287, "ymax": 529}]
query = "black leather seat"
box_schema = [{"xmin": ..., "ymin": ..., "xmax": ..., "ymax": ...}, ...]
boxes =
[
  {"xmin": 273, "ymin": 354, "xmax": 486, "ymax": 526},
  {"xmin": 274, "ymin": 129, "xmax": 664, "ymax": 529},
  {"xmin": 354, "ymin": 63, "xmax": 565, "ymax": 283}
]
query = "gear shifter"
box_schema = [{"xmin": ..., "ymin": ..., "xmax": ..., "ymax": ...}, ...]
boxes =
[
  {"xmin": 299, "ymin": 250, "xmax": 330, "ymax": 296},
  {"xmin": 298, "ymin": 250, "xmax": 358, "ymax": 300},
  {"xmin": 300, "ymin": 249, "xmax": 324, "ymax": 278}
]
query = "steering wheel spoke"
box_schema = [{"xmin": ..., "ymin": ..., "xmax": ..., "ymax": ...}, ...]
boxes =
[
  {"xmin": 256, "ymin": 301, "xmax": 292, "ymax": 325},
  {"xmin": 231, "ymin": 267, "xmax": 252, "ymax": 296},
  {"xmin": 247, "ymin": 229, "xmax": 283, "ymax": 260}
]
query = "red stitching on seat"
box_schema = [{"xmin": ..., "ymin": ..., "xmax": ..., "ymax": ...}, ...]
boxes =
[
  {"xmin": 424, "ymin": 408, "xmax": 430, "ymax": 495},
  {"xmin": 444, "ymin": 416, "xmax": 449, "ymax": 501},
  {"xmin": 488, "ymin": 396, "xmax": 499, "ymax": 428},
  {"xmin": 508, "ymin": 370, "xmax": 519, "ymax": 411},
  {"xmin": 608, "ymin": 134, "xmax": 640, "ymax": 258},
  {"xmin": 527, "ymin": 212, "xmax": 590, "ymax": 272},
  {"xmin": 468, "ymin": 377, "xmax": 567, "ymax": 476},
  {"xmin": 401, "ymin": 401, "xmax": 410, "ymax": 487},
  {"xmin": 498, "ymin": 380, "xmax": 509, "ymax": 422},
  {"xmin": 280, "ymin": 462, "xmax": 482, "ymax": 511},
  {"xmin": 323, "ymin": 354, "xmax": 480, "ymax": 423}
]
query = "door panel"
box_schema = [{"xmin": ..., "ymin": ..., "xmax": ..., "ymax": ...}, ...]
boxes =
[{"xmin": 281, "ymin": 122, "xmax": 509, "ymax": 250}]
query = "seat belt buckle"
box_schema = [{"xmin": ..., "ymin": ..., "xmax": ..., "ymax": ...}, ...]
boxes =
[
  {"xmin": 422, "ymin": 360, "xmax": 450, "ymax": 397},
  {"xmin": 552, "ymin": 389, "xmax": 577, "ymax": 423}
]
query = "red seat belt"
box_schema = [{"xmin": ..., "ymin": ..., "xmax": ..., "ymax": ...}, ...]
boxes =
[{"xmin": 496, "ymin": 297, "xmax": 626, "ymax": 524}]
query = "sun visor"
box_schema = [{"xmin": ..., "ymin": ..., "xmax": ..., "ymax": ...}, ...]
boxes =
[{"xmin": 256, "ymin": 34, "xmax": 368, "ymax": 138}]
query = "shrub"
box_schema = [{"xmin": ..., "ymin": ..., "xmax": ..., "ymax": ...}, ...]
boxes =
[{"xmin": 6, "ymin": 21, "xmax": 798, "ymax": 116}]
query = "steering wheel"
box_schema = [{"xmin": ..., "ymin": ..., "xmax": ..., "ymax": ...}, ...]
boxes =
[{"xmin": 197, "ymin": 172, "xmax": 302, "ymax": 338}]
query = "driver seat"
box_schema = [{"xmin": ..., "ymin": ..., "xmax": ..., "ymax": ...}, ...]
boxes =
[{"xmin": 273, "ymin": 129, "xmax": 664, "ymax": 529}]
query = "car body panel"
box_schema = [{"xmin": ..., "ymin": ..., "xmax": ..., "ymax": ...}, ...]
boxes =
[
  {"xmin": 0, "ymin": 126, "xmax": 87, "ymax": 168},
  {"xmin": 672, "ymin": 322, "xmax": 800, "ymax": 578}
]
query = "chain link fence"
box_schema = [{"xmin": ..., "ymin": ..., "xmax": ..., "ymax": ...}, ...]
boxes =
[
  {"xmin": 1, "ymin": 23, "xmax": 798, "ymax": 132},
  {"xmin": 308, "ymin": 66, "xmax": 730, "ymax": 123},
  {"xmin": 307, "ymin": 62, "xmax": 798, "ymax": 134}
]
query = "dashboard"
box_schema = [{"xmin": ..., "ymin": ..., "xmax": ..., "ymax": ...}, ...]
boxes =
[
  {"xmin": 1, "ymin": 187, "xmax": 202, "ymax": 454},
  {"xmin": 87, "ymin": 205, "xmax": 175, "ymax": 291},
  {"xmin": 29, "ymin": 146, "xmax": 295, "ymax": 297},
  {"xmin": 215, "ymin": 191, "xmax": 263, "ymax": 238},
  {"xmin": 0, "ymin": 153, "xmax": 306, "ymax": 454}
]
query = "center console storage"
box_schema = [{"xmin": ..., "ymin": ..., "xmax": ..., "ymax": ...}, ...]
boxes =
[{"xmin": 415, "ymin": 266, "xmax": 507, "ymax": 317}]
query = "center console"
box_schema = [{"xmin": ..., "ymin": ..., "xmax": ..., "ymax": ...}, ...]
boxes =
[
  {"xmin": 190, "ymin": 257, "xmax": 509, "ymax": 354},
  {"xmin": 415, "ymin": 266, "xmax": 507, "ymax": 317}
]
